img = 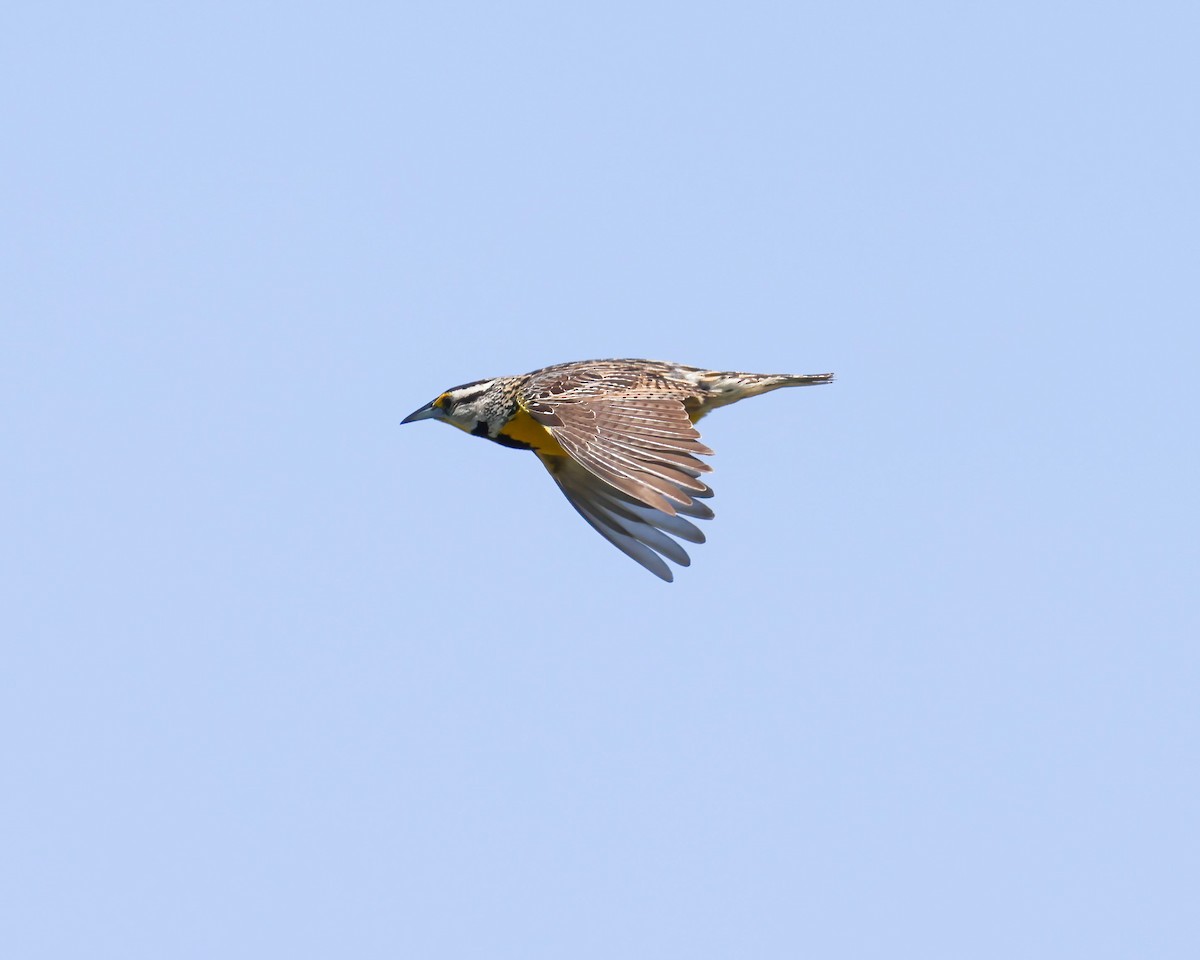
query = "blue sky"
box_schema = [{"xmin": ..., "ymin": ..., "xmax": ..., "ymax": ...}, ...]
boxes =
[{"xmin": 3, "ymin": 2, "xmax": 1197, "ymax": 957}]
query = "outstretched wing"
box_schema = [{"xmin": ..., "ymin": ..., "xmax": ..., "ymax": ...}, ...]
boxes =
[
  {"xmin": 525, "ymin": 391, "xmax": 717, "ymax": 580},
  {"xmin": 525, "ymin": 395, "xmax": 715, "ymax": 514},
  {"xmin": 539, "ymin": 453, "xmax": 714, "ymax": 582}
]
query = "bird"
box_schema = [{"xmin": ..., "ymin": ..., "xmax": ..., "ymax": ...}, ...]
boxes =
[{"xmin": 401, "ymin": 358, "xmax": 833, "ymax": 581}]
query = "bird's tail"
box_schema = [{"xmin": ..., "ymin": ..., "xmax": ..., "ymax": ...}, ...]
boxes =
[
  {"xmin": 683, "ymin": 369, "xmax": 834, "ymax": 420},
  {"xmin": 708, "ymin": 370, "xmax": 835, "ymax": 397},
  {"xmin": 772, "ymin": 372, "xmax": 836, "ymax": 389}
]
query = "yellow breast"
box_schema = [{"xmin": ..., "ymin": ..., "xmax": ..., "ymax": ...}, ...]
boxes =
[{"xmin": 498, "ymin": 406, "xmax": 568, "ymax": 456}]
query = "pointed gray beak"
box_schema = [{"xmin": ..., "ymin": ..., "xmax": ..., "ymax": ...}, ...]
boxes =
[{"xmin": 401, "ymin": 400, "xmax": 442, "ymax": 425}]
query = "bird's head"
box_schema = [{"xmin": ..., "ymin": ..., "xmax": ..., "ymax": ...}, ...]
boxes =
[{"xmin": 401, "ymin": 378, "xmax": 504, "ymax": 436}]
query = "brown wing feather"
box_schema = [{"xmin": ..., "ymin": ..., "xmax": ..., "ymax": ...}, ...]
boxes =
[
  {"xmin": 539, "ymin": 454, "xmax": 711, "ymax": 582},
  {"xmin": 526, "ymin": 396, "xmax": 714, "ymax": 514}
]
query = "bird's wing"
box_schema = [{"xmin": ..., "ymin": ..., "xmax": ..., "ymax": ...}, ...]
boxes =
[
  {"xmin": 537, "ymin": 452, "xmax": 713, "ymax": 582},
  {"xmin": 522, "ymin": 390, "xmax": 717, "ymax": 579},
  {"xmin": 524, "ymin": 394, "xmax": 715, "ymax": 515}
]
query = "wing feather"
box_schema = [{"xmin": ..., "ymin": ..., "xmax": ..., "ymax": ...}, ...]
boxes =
[
  {"xmin": 542, "ymin": 456, "xmax": 710, "ymax": 580},
  {"xmin": 571, "ymin": 436, "xmax": 708, "ymax": 494},
  {"xmin": 601, "ymin": 435, "xmax": 711, "ymax": 479},
  {"xmin": 524, "ymin": 376, "xmax": 721, "ymax": 576},
  {"xmin": 527, "ymin": 395, "xmax": 715, "ymax": 513},
  {"xmin": 555, "ymin": 440, "xmax": 684, "ymax": 513},
  {"xmin": 595, "ymin": 486, "xmax": 708, "ymax": 544},
  {"xmin": 546, "ymin": 463, "xmax": 676, "ymax": 581}
]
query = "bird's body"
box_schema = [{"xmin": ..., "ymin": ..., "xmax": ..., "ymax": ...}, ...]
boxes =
[{"xmin": 402, "ymin": 358, "xmax": 833, "ymax": 581}]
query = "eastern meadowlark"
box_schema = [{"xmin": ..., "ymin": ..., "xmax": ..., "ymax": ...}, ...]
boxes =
[{"xmin": 401, "ymin": 359, "xmax": 833, "ymax": 581}]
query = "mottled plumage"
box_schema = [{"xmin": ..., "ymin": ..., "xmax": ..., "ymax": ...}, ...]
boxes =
[{"xmin": 401, "ymin": 359, "xmax": 833, "ymax": 581}]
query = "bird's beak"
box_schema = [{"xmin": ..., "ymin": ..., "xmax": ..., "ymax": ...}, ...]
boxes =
[{"xmin": 401, "ymin": 400, "xmax": 442, "ymax": 425}]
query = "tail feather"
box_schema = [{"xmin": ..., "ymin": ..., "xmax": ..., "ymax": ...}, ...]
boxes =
[
  {"xmin": 684, "ymin": 369, "xmax": 834, "ymax": 420},
  {"xmin": 708, "ymin": 370, "xmax": 835, "ymax": 397},
  {"xmin": 773, "ymin": 372, "xmax": 835, "ymax": 388}
]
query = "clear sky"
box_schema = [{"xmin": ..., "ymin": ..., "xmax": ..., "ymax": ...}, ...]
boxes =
[{"xmin": 3, "ymin": 2, "xmax": 1197, "ymax": 957}]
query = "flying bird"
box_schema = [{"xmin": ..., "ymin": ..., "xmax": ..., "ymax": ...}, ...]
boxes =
[{"xmin": 401, "ymin": 358, "xmax": 833, "ymax": 581}]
